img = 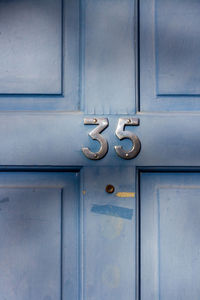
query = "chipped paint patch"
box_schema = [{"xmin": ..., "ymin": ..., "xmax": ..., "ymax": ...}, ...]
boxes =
[
  {"xmin": 116, "ymin": 192, "xmax": 135, "ymax": 198},
  {"xmin": 91, "ymin": 204, "xmax": 133, "ymax": 220}
]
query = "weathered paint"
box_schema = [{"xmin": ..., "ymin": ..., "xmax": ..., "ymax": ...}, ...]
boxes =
[
  {"xmin": 82, "ymin": 167, "xmax": 135, "ymax": 299},
  {"xmin": 1, "ymin": 0, "xmax": 199, "ymax": 299},
  {"xmin": 140, "ymin": 173, "xmax": 200, "ymax": 300},
  {"xmin": 0, "ymin": 172, "xmax": 80, "ymax": 300}
]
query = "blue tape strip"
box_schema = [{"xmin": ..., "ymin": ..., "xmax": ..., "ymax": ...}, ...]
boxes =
[{"xmin": 91, "ymin": 204, "xmax": 133, "ymax": 220}]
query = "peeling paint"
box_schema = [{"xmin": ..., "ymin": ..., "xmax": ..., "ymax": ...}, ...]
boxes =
[
  {"xmin": 116, "ymin": 192, "xmax": 135, "ymax": 198},
  {"xmin": 91, "ymin": 204, "xmax": 133, "ymax": 220}
]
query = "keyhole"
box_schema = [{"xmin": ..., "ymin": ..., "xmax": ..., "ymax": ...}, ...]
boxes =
[{"xmin": 106, "ymin": 184, "xmax": 115, "ymax": 194}]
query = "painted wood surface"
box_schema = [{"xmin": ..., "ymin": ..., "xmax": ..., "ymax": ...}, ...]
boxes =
[
  {"xmin": 0, "ymin": 0, "xmax": 79, "ymax": 111},
  {"xmin": 140, "ymin": 173, "xmax": 200, "ymax": 300},
  {"xmin": 140, "ymin": 0, "xmax": 200, "ymax": 111},
  {"xmin": 0, "ymin": 0, "xmax": 199, "ymax": 299},
  {"xmin": 81, "ymin": 167, "xmax": 136, "ymax": 300},
  {"xmin": 0, "ymin": 172, "xmax": 79, "ymax": 300}
]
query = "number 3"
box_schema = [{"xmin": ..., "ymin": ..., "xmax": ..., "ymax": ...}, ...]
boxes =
[{"xmin": 82, "ymin": 118, "xmax": 109, "ymax": 160}]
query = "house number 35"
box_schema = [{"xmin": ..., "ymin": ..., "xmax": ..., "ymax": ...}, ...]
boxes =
[{"xmin": 82, "ymin": 117, "xmax": 141, "ymax": 160}]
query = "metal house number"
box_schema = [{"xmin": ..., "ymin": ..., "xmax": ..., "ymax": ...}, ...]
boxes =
[
  {"xmin": 82, "ymin": 118, "xmax": 109, "ymax": 160},
  {"xmin": 82, "ymin": 117, "xmax": 141, "ymax": 160}
]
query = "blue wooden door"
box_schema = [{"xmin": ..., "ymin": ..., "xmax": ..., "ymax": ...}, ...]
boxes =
[{"xmin": 1, "ymin": 0, "xmax": 200, "ymax": 299}]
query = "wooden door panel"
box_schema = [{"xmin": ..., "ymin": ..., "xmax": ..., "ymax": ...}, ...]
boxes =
[
  {"xmin": 0, "ymin": 188, "xmax": 61, "ymax": 299},
  {"xmin": 0, "ymin": 0, "xmax": 62, "ymax": 94},
  {"xmin": 0, "ymin": 172, "xmax": 79, "ymax": 300},
  {"xmin": 140, "ymin": 172, "xmax": 200, "ymax": 300},
  {"xmin": 140, "ymin": 0, "xmax": 200, "ymax": 111},
  {"xmin": 0, "ymin": 0, "xmax": 79, "ymax": 111}
]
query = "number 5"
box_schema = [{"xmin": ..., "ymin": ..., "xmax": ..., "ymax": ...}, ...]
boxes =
[{"xmin": 114, "ymin": 118, "xmax": 141, "ymax": 159}]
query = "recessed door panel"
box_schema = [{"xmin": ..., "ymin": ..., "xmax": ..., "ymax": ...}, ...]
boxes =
[
  {"xmin": 0, "ymin": 188, "xmax": 61, "ymax": 299},
  {"xmin": 0, "ymin": 0, "xmax": 79, "ymax": 111},
  {"xmin": 0, "ymin": 0, "xmax": 61, "ymax": 94},
  {"xmin": 140, "ymin": 173, "xmax": 200, "ymax": 300},
  {"xmin": 155, "ymin": 0, "xmax": 200, "ymax": 96},
  {"xmin": 140, "ymin": 0, "xmax": 200, "ymax": 111},
  {"xmin": 0, "ymin": 172, "xmax": 79, "ymax": 300}
]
